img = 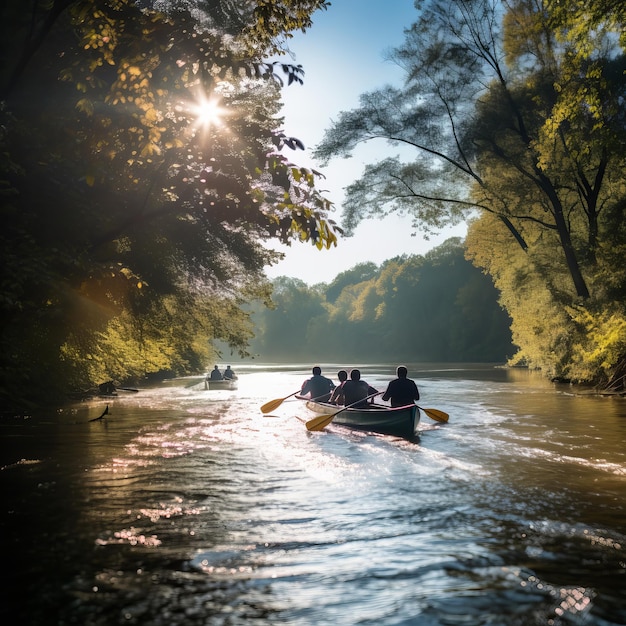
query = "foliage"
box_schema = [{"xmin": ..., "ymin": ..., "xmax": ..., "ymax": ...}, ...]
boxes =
[
  {"xmin": 566, "ymin": 306, "xmax": 626, "ymax": 386},
  {"xmin": 249, "ymin": 238, "xmax": 514, "ymax": 363},
  {"xmin": 313, "ymin": 0, "xmax": 626, "ymax": 386},
  {"xmin": 0, "ymin": 0, "xmax": 337, "ymax": 409},
  {"xmin": 251, "ymin": 276, "xmax": 329, "ymax": 361},
  {"xmin": 325, "ymin": 262, "xmax": 379, "ymax": 303},
  {"xmin": 547, "ymin": 0, "xmax": 626, "ymax": 57}
]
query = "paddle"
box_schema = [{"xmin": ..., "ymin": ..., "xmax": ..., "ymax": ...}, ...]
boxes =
[
  {"xmin": 264, "ymin": 392, "xmax": 336, "ymax": 417},
  {"xmin": 117, "ymin": 387, "xmax": 139, "ymax": 393},
  {"xmin": 417, "ymin": 405, "xmax": 449, "ymax": 423},
  {"xmin": 369, "ymin": 402, "xmax": 449, "ymax": 423},
  {"xmin": 260, "ymin": 390, "xmax": 301, "ymax": 414},
  {"xmin": 305, "ymin": 392, "xmax": 382, "ymax": 432}
]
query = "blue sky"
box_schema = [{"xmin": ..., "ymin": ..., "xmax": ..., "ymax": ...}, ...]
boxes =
[{"xmin": 265, "ymin": 0, "xmax": 466, "ymax": 284}]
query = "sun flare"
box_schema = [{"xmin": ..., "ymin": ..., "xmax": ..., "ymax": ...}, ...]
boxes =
[{"xmin": 193, "ymin": 96, "xmax": 226, "ymax": 130}]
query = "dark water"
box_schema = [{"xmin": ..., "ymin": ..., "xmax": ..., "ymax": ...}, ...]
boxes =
[{"xmin": 1, "ymin": 363, "xmax": 625, "ymax": 625}]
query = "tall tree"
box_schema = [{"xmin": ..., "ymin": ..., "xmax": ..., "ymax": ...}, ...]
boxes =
[
  {"xmin": 0, "ymin": 0, "xmax": 338, "ymax": 407},
  {"xmin": 313, "ymin": 0, "xmax": 626, "ymax": 302}
]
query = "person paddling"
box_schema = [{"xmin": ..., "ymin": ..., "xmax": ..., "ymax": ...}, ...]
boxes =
[
  {"xmin": 382, "ymin": 366, "xmax": 420, "ymax": 407},
  {"xmin": 301, "ymin": 366, "xmax": 335, "ymax": 402},
  {"xmin": 329, "ymin": 369, "xmax": 348, "ymax": 404},
  {"xmin": 341, "ymin": 369, "xmax": 378, "ymax": 408}
]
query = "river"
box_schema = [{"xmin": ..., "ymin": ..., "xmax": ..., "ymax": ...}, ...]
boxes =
[{"xmin": 1, "ymin": 363, "xmax": 625, "ymax": 625}]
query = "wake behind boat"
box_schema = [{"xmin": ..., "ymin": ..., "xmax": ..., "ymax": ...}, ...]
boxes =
[{"xmin": 302, "ymin": 398, "xmax": 420, "ymax": 439}]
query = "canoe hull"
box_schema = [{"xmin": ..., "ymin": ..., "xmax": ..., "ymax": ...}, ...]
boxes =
[
  {"xmin": 206, "ymin": 379, "xmax": 238, "ymax": 390},
  {"xmin": 306, "ymin": 401, "xmax": 420, "ymax": 439}
]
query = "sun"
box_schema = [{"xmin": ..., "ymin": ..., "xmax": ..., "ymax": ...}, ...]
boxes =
[{"xmin": 193, "ymin": 95, "xmax": 227, "ymax": 130}]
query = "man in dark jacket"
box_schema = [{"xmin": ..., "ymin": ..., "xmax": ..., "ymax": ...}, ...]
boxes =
[
  {"xmin": 341, "ymin": 369, "xmax": 378, "ymax": 408},
  {"xmin": 382, "ymin": 366, "xmax": 420, "ymax": 407},
  {"xmin": 301, "ymin": 366, "xmax": 335, "ymax": 402},
  {"xmin": 209, "ymin": 365, "xmax": 223, "ymax": 380}
]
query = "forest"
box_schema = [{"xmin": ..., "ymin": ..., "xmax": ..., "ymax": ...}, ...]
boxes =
[
  {"xmin": 314, "ymin": 0, "xmax": 626, "ymax": 391},
  {"xmin": 246, "ymin": 238, "xmax": 514, "ymax": 363},
  {"xmin": 1, "ymin": 0, "xmax": 336, "ymax": 409},
  {"xmin": 1, "ymin": 0, "xmax": 625, "ymax": 411}
]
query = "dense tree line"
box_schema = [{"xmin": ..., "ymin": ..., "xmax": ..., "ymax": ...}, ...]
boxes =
[
  {"xmin": 0, "ymin": 0, "xmax": 337, "ymax": 409},
  {"xmin": 314, "ymin": 0, "xmax": 626, "ymax": 389},
  {"xmin": 3, "ymin": 0, "xmax": 624, "ymax": 412},
  {"xmin": 247, "ymin": 238, "xmax": 514, "ymax": 363}
]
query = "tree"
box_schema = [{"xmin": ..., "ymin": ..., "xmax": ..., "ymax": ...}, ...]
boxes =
[
  {"xmin": 248, "ymin": 239, "xmax": 513, "ymax": 363},
  {"xmin": 251, "ymin": 276, "xmax": 329, "ymax": 360},
  {"xmin": 0, "ymin": 0, "xmax": 338, "ymax": 407},
  {"xmin": 313, "ymin": 0, "xmax": 626, "ymax": 384},
  {"xmin": 313, "ymin": 0, "xmax": 626, "ymax": 302},
  {"xmin": 325, "ymin": 262, "xmax": 379, "ymax": 303}
]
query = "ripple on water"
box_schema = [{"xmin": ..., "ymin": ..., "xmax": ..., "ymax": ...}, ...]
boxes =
[{"xmin": 3, "ymin": 367, "xmax": 626, "ymax": 626}]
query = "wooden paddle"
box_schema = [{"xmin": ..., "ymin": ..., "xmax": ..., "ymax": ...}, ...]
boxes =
[
  {"xmin": 370, "ymin": 402, "xmax": 449, "ymax": 422},
  {"xmin": 260, "ymin": 390, "xmax": 301, "ymax": 414},
  {"xmin": 305, "ymin": 392, "xmax": 382, "ymax": 432},
  {"xmin": 417, "ymin": 405, "xmax": 449, "ymax": 423}
]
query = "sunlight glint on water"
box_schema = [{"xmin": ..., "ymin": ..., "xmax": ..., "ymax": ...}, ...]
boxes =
[{"xmin": 1, "ymin": 363, "xmax": 625, "ymax": 625}]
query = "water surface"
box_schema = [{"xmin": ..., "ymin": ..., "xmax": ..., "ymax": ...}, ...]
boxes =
[{"xmin": 2, "ymin": 364, "xmax": 625, "ymax": 625}]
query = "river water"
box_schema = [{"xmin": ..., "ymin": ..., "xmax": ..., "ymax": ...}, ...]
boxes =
[{"xmin": 1, "ymin": 363, "xmax": 625, "ymax": 626}]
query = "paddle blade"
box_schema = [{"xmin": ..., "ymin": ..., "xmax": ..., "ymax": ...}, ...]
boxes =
[
  {"xmin": 260, "ymin": 397, "xmax": 285, "ymax": 414},
  {"xmin": 422, "ymin": 407, "xmax": 449, "ymax": 423},
  {"xmin": 260, "ymin": 390, "xmax": 301, "ymax": 414},
  {"xmin": 305, "ymin": 412, "xmax": 337, "ymax": 431}
]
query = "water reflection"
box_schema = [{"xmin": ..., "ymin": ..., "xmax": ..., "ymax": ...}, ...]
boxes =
[{"xmin": 1, "ymin": 363, "xmax": 625, "ymax": 625}]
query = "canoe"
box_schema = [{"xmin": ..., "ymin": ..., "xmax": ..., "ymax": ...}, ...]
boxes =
[
  {"xmin": 304, "ymin": 400, "xmax": 420, "ymax": 439},
  {"xmin": 206, "ymin": 378, "xmax": 238, "ymax": 390}
]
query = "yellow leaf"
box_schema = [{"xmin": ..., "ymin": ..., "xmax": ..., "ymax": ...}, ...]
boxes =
[
  {"xmin": 76, "ymin": 98, "xmax": 94, "ymax": 115},
  {"xmin": 140, "ymin": 142, "xmax": 161, "ymax": 157}
]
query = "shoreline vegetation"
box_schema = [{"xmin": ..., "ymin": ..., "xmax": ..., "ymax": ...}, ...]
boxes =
[
  {"xmin": 3, "ymin": 363, "xmax": 625, "ymax": 422},
  {"xmin": 1, "ymin": 2, "xmax": 625, "ymax": 415}
]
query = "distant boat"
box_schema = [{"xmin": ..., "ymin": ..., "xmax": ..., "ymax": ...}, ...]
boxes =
[{"xmin": 303, "ymin": 399, "xmax": 420, "ymax": 439}]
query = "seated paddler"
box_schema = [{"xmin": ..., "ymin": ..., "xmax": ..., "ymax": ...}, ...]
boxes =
[{"xmin": 301, "ymin": 366, "xmax": 335, "ymax": 402}]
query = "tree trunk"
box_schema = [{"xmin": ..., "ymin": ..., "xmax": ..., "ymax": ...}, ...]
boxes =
[
  {"xmin": 498, "ymin": 215, "xmax": 528, "ymax": 251},
  {"xmin": 538, "ymin": 173, "xmax": 590, "ymax": 299}
]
